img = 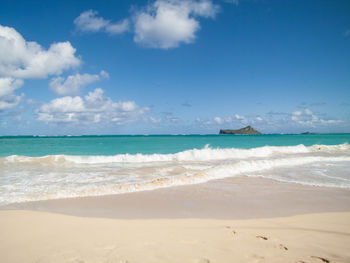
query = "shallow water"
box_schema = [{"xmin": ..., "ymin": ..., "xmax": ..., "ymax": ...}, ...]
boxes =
[{"xmin": 1, "ymin": 134, "xmax": 349, "ymax": 205}]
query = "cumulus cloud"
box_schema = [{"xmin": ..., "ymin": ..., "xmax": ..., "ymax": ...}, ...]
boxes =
[
  {"xmin": 233, "ymin": 114, "xmax": 248, "ymax": 124},
  {"xmin": 150, "ymin": 116, "xmax": 161, "ymax": 123},
  {"xmin": 133, "ymin": 0, "xmax": 219, "ymax": 49},
  {"xmin": 198, "ymin": 108, "xmax": 344, "ymax": 133},
  {"xmin": 73, "ymin": 1, "xmax": 219, "ymax": 49},
  {"xmin": 106, "ymin": 19, "xmax": 130, "ymax": 34},
  {"xmin": 74, "ymin": 10, "xmax": 129, "ymax": 35},
  {"xmin": 291, "ymin": 108, "xmax": 341, "ymax": 126},
  {"xmin": 37, "ymin": 88, "xmax": 149, "ymax": 125},
  {"xmin": 161, "ymin": 112, "xmax": 180, "ymax": 123},
  {"xmin": 0, "ymin": 25, "xmax": 81, "ymax": 79},
  {"xmin": 74, "ymin": 10, "xmax": 109, "ymax": 32},
  {"xmin": 0, "ymin": 77, "xmax": 23, "ymax": 110},
  {"xmin": 211, "ymin": 114, "xmax": 252, "ymax": 126},
  {"xmin": 214, "ymin": 116, "xmax": 223, "ymax": 124},
  {"xmin": 49, "ymin": 70, "xmax": 109, "ymax": 95}
]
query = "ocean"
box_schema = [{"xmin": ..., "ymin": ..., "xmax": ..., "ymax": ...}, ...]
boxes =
[{"xmin": 0, "ymin": 134, "xmax": 349, "ymax": 205}]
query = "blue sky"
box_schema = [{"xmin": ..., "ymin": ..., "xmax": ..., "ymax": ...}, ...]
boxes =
[{"xmin": 0, "ymin": 0, "xmax": 349, "ymax": 135}]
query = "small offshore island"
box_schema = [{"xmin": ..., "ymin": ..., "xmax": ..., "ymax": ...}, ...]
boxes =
[{"xmin": 219, "ymin": 125, "xmax": 261, "ymax": 135}]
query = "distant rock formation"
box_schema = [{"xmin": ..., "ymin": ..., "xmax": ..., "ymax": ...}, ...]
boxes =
[
  {"xmin": 301, "ymin": 132, "xmax": 317, "ymax": 135},
  {"xmin": 219, "ymin": 126, "xmax": 261, "ymax": 135}
]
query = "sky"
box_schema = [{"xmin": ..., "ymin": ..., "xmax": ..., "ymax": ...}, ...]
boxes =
[{"xmin": 0, "ymin": 0, "xmax": 349, "ymax": 135}]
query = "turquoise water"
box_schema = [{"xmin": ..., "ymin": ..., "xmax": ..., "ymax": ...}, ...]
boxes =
[
  {"xmin": 1, "ymin": 134, "xmax": 349, "ymax": 157},
  {"xmin": 1, "ymin": 134, "xmax": 350, "ymax": 205}
]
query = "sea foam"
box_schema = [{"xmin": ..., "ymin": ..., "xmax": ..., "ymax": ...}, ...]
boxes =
[
  {"xmin": 4, "ymin": 144, "xmax": 349, "ymax": 165},
  {"xmin": 0, "ymin": 144, "xmax": 349, "ymax": 205}
]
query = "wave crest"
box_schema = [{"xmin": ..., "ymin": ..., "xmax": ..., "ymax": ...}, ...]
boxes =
[
  {"xmin": 3, "ymin": 144, "xmax": 349, "ymax": 165},
  {"xmin": 1, "ymin": 143, "xmax": 349, "ymax": 205}
]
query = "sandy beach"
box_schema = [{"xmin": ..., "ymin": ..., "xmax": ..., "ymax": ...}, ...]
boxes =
[
  {"xmin": 2, "ymin": 0, "xmax": 350, "ymax": 261},
  {"xmin": 1, "ymin": 177, "xmax": 350, "ymax": 263},
  {"xmin": 4, "ymin": 177, "xmax": 350, "ymax": 219},
  {"xmin": 1, "ymin": 210, "xmax": 350, "ymax": 263}
]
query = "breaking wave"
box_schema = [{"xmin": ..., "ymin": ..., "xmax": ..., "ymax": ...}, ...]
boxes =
[
  {"xmin": 0, "ymin": 144, "xmax": 349, "ymax": 205},
  {"xmin": 3, "ymin": 143, "xmax": 349, "ymax": 165}
]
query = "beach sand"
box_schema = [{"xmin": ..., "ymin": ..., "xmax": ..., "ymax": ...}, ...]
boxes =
[
  {"xmin": 1, "ymin": 211, "xmax": 350, "ymax": 263},
  {"xmin": 1, "ymin": 177, "xmax": 350, "ymax": 263},
  {"xmin": 5, "ymin": 177, "xmax": 350, "ymax": 219}
]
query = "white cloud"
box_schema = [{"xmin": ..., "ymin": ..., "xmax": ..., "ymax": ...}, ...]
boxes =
[
  {"xmin": 37, "ymin": 88, "xmax": 149, "ymax": 125},
  {"xmin": 150, "ymin": 116, "xmax": 161, "ymax": 123},
  {"xmin": 49, "ymin": 70, "xmax": 109, "ymax": 95},
  {"xmin": 304, "ymin": 108, "xmax": 313, "ymax": 115},
  {"xmin": 291, "ymin": 108, "xmax": 341, "ymax": 126},
  {"xmin": 106, "ymin": 19, "xmax": 130, "ymax": 34},
  {"xmin": 74, "ymin": 10, "xmax": 129, "ymax": 35},
  {"xmin": 202, "ymin": 113, "xmax": 251, "ymax": 126},
  {"xmin": 234, "ymin": 114, "xmax": 243, "ymax": 120},
  {"xmin": 133, "ymin": 0, "xmax": 219, "ymax": 49},
  {"xmin": 214, "ymin": 116, "xmax": 223, "ymax": 124},
  {"xmin": 163, "ymin": 112, "xmax": 180, "ymax": 123},
  {"xmin": 233, "ymin": 114, "xmax": 248, "ymax": 124},
  {"xmin": 73, "ymin": 1, "xmax": 219, "ymax": 49},
  {"xmin": 0, "ymin": 25, "xmax": 81, "ymax": 79},
  {"xmin": 74, "ymin": 10, "xmax": 109, "ymax": 32},
  {"xmin": 0, "ymin": 77, "xmax": 23, "ymax": 110},
  {"xmin": 292, "ymin": 111, "xmax": 302, "ymax": 117}
]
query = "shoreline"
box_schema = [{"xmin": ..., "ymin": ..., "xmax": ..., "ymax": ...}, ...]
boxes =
[
  {"xmin": 3, "ymin": 177, "xmax": 350, "ymax": 219},
  {"xmin": 1, "ymin": 177, "xmax": 350, "ymax": 262}
]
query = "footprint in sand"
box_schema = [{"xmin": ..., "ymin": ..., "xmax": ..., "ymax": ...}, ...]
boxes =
[
  {"xmin": 256, "ymin": 235, "xmax": 268, "ymax": 240},
  {"xmin": 255, "ymin": 235, "xmax": 289, "ymax": 252},
  {"xmin": 278, "ymin": 244, "xmax": 288, "ymax": 251},
  {"xmin": 225, "ymin": 226, "xmax": 237, "ymax": 236},
  {"xmin": 310, "ymin": 256, "xmax": 330, "ymax": 263}
]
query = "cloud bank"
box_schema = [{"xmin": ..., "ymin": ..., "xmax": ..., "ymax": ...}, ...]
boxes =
[
  {"xmin": 37, "ymin": 88, "xmax": 149, "ymax": 125},
  {"xmin": 291, "ymin": 109, "xmax": 341, "ymax": 126}
]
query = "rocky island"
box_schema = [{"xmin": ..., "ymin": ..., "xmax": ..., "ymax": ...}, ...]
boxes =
[{"xmin": 219, "ymin": 126, "xmax": 261, "ymax": 135}]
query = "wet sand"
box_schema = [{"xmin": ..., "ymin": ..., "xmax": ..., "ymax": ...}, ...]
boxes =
[
  {"xmin": 1, "ymin": 177, "xmax": 350, "ymax": 263},
  {"xmin": 3, "ymin": 177, "xmax": 350, "ymax": 219}
]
